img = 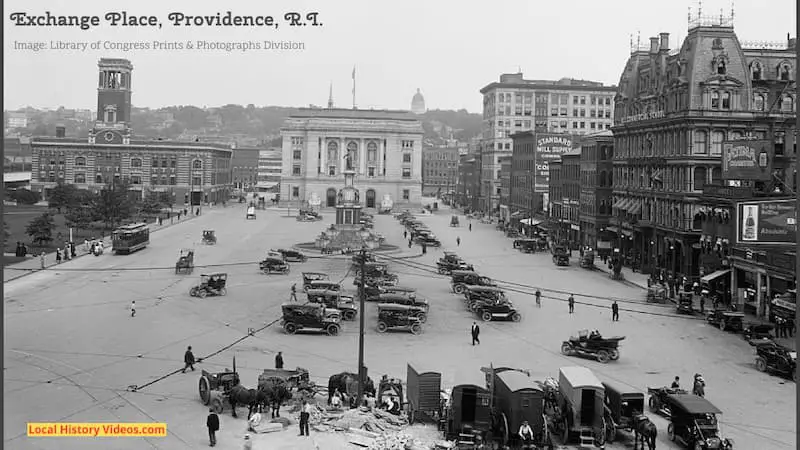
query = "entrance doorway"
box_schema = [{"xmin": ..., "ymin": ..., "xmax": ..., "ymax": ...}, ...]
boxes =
[
  {"xmin": 326, "ymin": 188, "xmax": 337, "ymax": 207},
  {"xmin": 366, "ymin": 189, "xmax": 376, "ymax": 208}
]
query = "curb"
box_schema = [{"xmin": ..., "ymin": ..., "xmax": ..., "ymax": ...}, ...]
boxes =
[{"xmin": 4, "ymin": 215, "xmax": 198, "ymax": 283}]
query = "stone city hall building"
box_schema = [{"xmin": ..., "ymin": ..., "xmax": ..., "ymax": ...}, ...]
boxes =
[
  {"xmin": 30, "ymin": 58, "xmax": 233, "ymax": 205},
  {"xmin": 280, "ymin": 108, "xmax": 423, "ymax": 208},
  {"xmin": 610, "ymin": 15, "xmax": 796, "ymax": 285}
]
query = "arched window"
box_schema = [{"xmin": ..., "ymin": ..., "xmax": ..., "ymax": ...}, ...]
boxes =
[
  {"xmin": 75, "ymin": 157, "xmax": 86, "ymax": 166},
  {"xmin": 780, "ymin": 63, "xmax": 791, "ymax": 81},
  {"xmin": 711, "ymin": 167, "xmax": 722, "ymax": 183},
  {"xmin": 781, "ymin": 95, "xmax": 793, "ymax": 112},
  {"xmin": 95, "ymin": 174, "xmax": 103, "ymax": 184},
  {"xmin": 694, "ymin": 130, "xmax": 708, "ymax": 154},
  {"xmin": 192, "ymin": 159, "xmax": 202, "ymax": 170},
  {"xmin": 131, "ymin": 158, "xmax": 142, "ymax": 168},
  {"xmin": 327, "ymin": 141, "xmax": 339, "ymax": 162},
  {"xmin": 711, "ymin": 131, "xmax": 725, "ymax": 155},
  {"xmin": 751, "ymin": 62, "xmax": 762, "ymax": 80},
  {"xmin": 367, "ymin": 141, "xmax": 377, "ymax": 162},
  {"xmin": 721, "ymin": 92, "xmax": 731, "ymax": 109},
  {"xmin": 711, "ymin": 91, "xmax": 720, "ymax": 109},
  {"xmin": 754, "ymin": 94, "xmax": 765, "ymax": 111},
  {"xmin": 693, "ymin": 167, "xmax": 707, "ymax": 190}
]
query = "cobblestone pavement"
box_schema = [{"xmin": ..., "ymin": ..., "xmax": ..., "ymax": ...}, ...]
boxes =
[{"xmin": 3, "ymin": 205, "xmax": 795, "ymax": 449}]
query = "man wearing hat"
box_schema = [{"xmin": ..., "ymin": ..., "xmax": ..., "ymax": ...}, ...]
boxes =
[
  {"xmin": 206, "ymin": 408, "xmax": 219, "ymax": 446},
  {"xmin": 518, "ymin": 420, "xmax": 534, "ymax": 445}
]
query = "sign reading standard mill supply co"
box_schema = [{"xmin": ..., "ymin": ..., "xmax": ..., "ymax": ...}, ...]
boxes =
[
  {"xmin": 722, "ymin": 139, "xmax": 773, "ymax": 180},
  {"xmin": 534, "ymin": 134, "xmax": 573, "ymax": 192},
  {"xmin": 736, "ymin": 199, "xmax": 796, "ymax": 245}
]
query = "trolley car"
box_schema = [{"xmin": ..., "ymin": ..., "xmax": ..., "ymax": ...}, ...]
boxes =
[{"xmin": 112, "ymin": 223, "xmax": 150, "ymax": 254}]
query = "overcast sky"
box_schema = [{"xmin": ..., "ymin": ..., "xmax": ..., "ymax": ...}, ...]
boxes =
[{"xmin": 4, "ymin": 0, "xmax": 796, "ymax": 113}]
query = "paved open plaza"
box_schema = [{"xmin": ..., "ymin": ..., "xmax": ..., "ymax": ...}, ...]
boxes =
[{"xmin": 4, "ymin": 204, "xmax": 795, "ymax": 449}]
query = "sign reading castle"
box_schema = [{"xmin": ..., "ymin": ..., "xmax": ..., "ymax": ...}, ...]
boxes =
[
  {"xmin": 722, "ymin": 139, "xmax": 773, "ymax": 181},
  {"xmin": 535, "ymin": 134, "xmax": 573, "ymax": 192}
]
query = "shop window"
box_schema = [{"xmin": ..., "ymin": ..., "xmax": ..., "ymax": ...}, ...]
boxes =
[
  {"xmin": 694, "ymin": 131, "xmax": 708, "ymax": 154},
  {"xmin": 402, "ymin": 189, "xmax": 410, "ymax": 200}
]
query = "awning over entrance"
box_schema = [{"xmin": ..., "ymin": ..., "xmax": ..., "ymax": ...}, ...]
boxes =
[
  {"xmin": 521, "ymin": 218, "xmax": 542, "ymax": 226},
  {"xmin": 511, "ymin": 211, "xmax": 523, "ymax": 218},
  {"xmin": 701, "ymin": 269, "xmax": 731, "ymax": 283},
  {"xmin": 618, "ymin": 198, "xmax": 632, "ymax": 211},
  {"xmin": 612, "ymin": 199, "xmax": 625, "ymax": 209},
  {"xmin": 606, "ymin": 226, "xmax": 620, "ymax": 234},
  {"xmin": 628, "ymin": 199, "xmax": 642, "ymax": 215}
]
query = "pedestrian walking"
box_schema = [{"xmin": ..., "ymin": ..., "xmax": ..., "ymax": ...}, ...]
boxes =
[
  {"xmin": 422, "ymin": 243, "xmax": 427, "ymax": 255},
  {"xmin": 535, "ymin": 289, "xmax": 541, "ymax": 307},
  {"xmin": 469, "ymin": 223, "xmax": 472, "ymax": 232},
  {"xmin": 56, "ymin": 248, "xmax": 62, "ymax": 264},
  {"xmin": 84, "ymin": 239, "xmax": 90, "ymax": 253},
  {"xmin": 196, "ymin": 208, "xmax": 200, "ymax": 216},
  {"xmin": 275, "ymin": 351, "xmax": 284, "ymax": 369},
  {"xmin": 290, "ymin": 284, "xmax": 298, "ymax": 302},
  {"xmin": 298, "ymin": 400, "xmax": 311, "ymax": 436},
  {"xmin": 568, "ymin": 295, "xmax": 575, "ymax": 314},
  {"xmin": 699, "ymin": 295, "xmax": 705, "ymax": 314},
  {"xmin": 403, "ymin": 230, "xmax": 408, "ymax": 239},
  {"xmin": 70, "ymin": 242, "xmax": 76, "ymax": 258},
  {"xmin": 207, "ymin": 408, "xmax": 220, "ymax": 446},
  {"xmin": 130, "ymin": 301, "xmax": 136, "ymax": 317},
  {"xmin": 408, "ymin": 240, "xmax": 412, "ymax": 249},
  {"xmin": 39, "ymin": 252, "xmax": 46, "ymax": 269},
  {"xmin": 471, "ymin": 322, "xmax": 480, "ymax": 345},
  {"xmin": 611, "ymin": 301, "xmax": 619, "ymax": 321},
  {"xmin": 788, "ymin": 318, "xmax": 795, "ymax": 338},
  {"xmin": 183, "ymin": 346, "xmax": 196, "ymax": 373},
  {"xmin": 456, "ymin": 236, "xmax": 461, "ymax": 246}
]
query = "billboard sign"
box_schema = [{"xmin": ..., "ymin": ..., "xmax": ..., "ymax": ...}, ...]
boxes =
[
  {"xmin": 534, "ymin": 134, "xmax": 573, "ymax": 192},
  {"xmin": 722, "ymin": 139, "xmax": 773, "ymax": 180},
  {"xmin": 736, "ymin": 199, "xmax": 796, "ymax": 245}
]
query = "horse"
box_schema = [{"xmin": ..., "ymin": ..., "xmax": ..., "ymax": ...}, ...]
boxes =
[
  {"xmin": 228, "ymin": 385, "xmax": 264, "ymax": 419},
  {"xmin": 633, "ymin": 414, "xmax": 657, "ymax": 450},
  {"xmin": 259, "ymin": 384, "xmax": 293, "ymax": 418},
  {"xmin": 328, "ymin": 372, "xmax": 375, "ymax": 406}
]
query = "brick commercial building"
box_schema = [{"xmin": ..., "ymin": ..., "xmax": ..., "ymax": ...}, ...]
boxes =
[
  {"xmin": 456, "ymin": 154, "xmax": 481, "ymax": 212},
  {"xmin": 578, "ymin": 131, "xmax": 615, "ymax": 254},
  {"xmin": 231, "ymin": 146, "xmax": 261, "ymax": 191},
  {"xmin": 611, "ymin": 15, "xmax": 796, "ymax": 315},
  {"xmin": 421, "ymin": 146, "xmax": 459, "ymax": 196},
  {"xmin": 30, "ymin": 58, "xmax": 233, "ymax": 206}
]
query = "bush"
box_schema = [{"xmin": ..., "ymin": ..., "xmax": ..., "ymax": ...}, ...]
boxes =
[{"xmin": 9, "ymin": 189, "xmax": 41, "ymax": 205}]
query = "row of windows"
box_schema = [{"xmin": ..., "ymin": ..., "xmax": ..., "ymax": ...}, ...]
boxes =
[
  {"xmin": 614, "ymin": 129, "xmax": 778, "ymax": 159},
  {"xmin": 579, "ymin": 170, "xmax": 613, "ymax": 187},
  {"xmin": 495, "ymin": 92, "xmax": 613, "ymax": 106},
  {"xmin": 613, "ymin": 165, "xmax": 722, "ymax": 192},
  {"xmin": 57, "ymin": 156, "xmax": 209, "ymax": 170}
]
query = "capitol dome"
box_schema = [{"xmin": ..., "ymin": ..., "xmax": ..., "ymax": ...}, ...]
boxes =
[{"xmin": 411, "ymin": 88, "xmax": 425, "ymax": 114}]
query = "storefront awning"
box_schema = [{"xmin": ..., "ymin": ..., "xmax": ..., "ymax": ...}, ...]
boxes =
[
  {"xmin": 618, "ymin": 198, "xmax": 632, "ymax": 211},
  {"xmin": 606, "ymin": 226, "xmax": 620, "ymax": 234},
  {"xmin": 521, "ymin": 218, "xmax": 542, "ymax": 226},
  {"xmin": 612, "ymin": 199, "xmax": 625, "ymax": 209},
  {"xmin": 701, "ymin": 269, "xmax": 731, "ymax": 283},
  {"xmin": 511, "ymin": 211, "xmax": 523, "ymax": 218},
  {"xmin": 628, "ymin": 199, "xmax": 642, "ymax": 215}
]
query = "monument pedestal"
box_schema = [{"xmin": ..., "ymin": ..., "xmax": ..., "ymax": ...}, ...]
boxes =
[{"xmin": 314, "ymin": 170, "xmax": 380, "ymax": 251}]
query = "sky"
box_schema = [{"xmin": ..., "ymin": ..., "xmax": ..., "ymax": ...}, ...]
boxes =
[{"xmin": 3, "ymin": 0, "xmax": 796, "ymax": 113}]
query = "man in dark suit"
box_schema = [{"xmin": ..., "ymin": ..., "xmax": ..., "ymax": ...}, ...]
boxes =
[
  {"xmin": 206, "ymin": 408, "xmax": 219, "ymax": 446},
  {"xmin": 471, "ymin": 322, "xmax": 480, "ymax": 345},
  {"xmin": 183, "ymin": 346, "xmax": 196, "ymax": 373},
  {"xmin": 275, "ymin": 351, "xmax": 284, "ymax": 369},
  {"xmin": 611, "ymin": 301, "xmax": 619, "ymax": 321}
]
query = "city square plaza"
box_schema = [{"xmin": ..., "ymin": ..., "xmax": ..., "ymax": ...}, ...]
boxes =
[{"xmin": 3, "ymin": 203, "xmax": 795, "ymax": 449}]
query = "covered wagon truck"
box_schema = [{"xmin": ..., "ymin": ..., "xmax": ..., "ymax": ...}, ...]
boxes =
[
  {"xmin": 555, "ymin": 366, "xmax": 606, "ymax": 447},
  {"xmin": 406, "ymin": 363, "xmax": 443, "ymax": 424},
  {"xmin": 443, "ymin": 372, "xmax": 493, "ymax": 448}
]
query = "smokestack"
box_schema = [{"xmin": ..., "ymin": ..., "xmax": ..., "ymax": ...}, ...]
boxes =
[
  {"xmin": 659, "ymin": 33, "xmax": 670, "ymax": 51},
  {"xmin": 650, "ymin": 37, "xmax": 659, "ymax": 54},
  {"xmin": 55, "ymin": 126, "xmax": 66, "ymax": 138}
]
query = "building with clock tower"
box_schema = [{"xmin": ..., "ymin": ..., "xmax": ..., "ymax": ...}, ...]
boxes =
[{"xmin": 30, "ymin": 58, "xmax": 234, "ymax": 206}]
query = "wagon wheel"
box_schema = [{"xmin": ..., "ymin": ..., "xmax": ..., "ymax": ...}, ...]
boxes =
[
  {"xmin": 667, "ymin": 423, "xmax": 676, "ymax": 441},
  {"xmin": 454, "ymin": 284, "xmax": 466, "ymax": 294},
  {"xmin": 344, "ymin": 310, "xmax": 356, "ymax": 321},
  {"xmin": 500, "ymin": 412, "xmax": 510, "ymax": 445},
  {"xmin": 284, "ymin": 322, "xmax": 298, "ymax": 335},
  {"xmin": 596, "ymin": 417, "xmax": 607, "ymax": 447},
  {"xmin": 199, "ymin": 376, "xmax": 211, "ymax": 404},
  {"xmin": 719, "ymin": 319, "xmax": 727, "ymax": 331},
  {"xmin": 596, "ymin": 350, "xmax": 610, "ymax": 364},
  {"xmin": 219, "ymin": 288, "xmax": 227, "ymax": 296},
  {"xmin": 437, "ymin": 267, "xmax": 446, "ymax": 274},
  {"xmin": 648, "ymin": 396, "xmax": 659, "ymax": 412},
  {"xmin": 377, "ymin": 322, "xmax": 388, "ymax": 333},
  {"xmin": 606, "ymin": 421, "xmax": 616, "ymax": 443},
  {"xmin": 189, "ymin": 287, "xmax": 198, "ymax": 297},
  {"xmin": 410, "ymin": 323, "xmax": 422, "ymax": 335},
  {"xmin": 755, "ymin": 357, "xmax": 767, "ymax": 372},
  {"xmin": 609, "ymin": 349, "xmax": 620, "ymax": 360}
]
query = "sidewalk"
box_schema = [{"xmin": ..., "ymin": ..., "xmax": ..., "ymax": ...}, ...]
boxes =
[
  {"xmin": 4, "ymin": 214, "xmax": 197, "ymax": 283},
  {"xmin": 588, "ymin": 257, "xmax": 650, "ymax": 290}
]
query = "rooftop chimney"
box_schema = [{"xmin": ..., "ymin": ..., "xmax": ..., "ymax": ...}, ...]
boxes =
[
  {"xmin": 55, "ymin": 126, "xmax": 65, "ymax": 138},
  {"xmin": 650, "ymin": 37, "xmax": 659, "ymax": 54},
  {"xmin": 659, "ymin": 33, "xmax": 670, "ymax": 51}
]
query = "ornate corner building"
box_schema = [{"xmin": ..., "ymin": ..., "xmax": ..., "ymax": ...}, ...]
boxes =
[
  {"xmin": 280, "ymin": 108, "xmax": 424, "ymax": 209},
  {"xmin": 611, "ymin": 16, "xmax": 796, "ymax": 316},
  {"xmin": 29, "ymin": 58, "xmax": 233, "ymax": 205}
]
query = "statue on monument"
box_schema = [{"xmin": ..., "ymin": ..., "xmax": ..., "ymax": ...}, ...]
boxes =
[
  {"xmin": 354, "ymin": 190, "xmax": 360, "ymax": 204},
  {"xmin": 345, "ymin": 150, "xmax": 355, "ymax": 171}
]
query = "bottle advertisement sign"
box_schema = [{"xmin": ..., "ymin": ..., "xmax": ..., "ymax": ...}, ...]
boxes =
[
  {"xmin": 722, "ymin": 139, "xmax": 773, "ymax": 181},
  {"xmin": 736, "ymin": 199, "xmax": 796, "ymax": 245}
]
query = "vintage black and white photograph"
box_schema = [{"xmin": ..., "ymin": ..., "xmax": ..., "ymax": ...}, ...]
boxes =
[{"xmin": 3, "ymin": 0, "xmax": 797, "ymax": 449}]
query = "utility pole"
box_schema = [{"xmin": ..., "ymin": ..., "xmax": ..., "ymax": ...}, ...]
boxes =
[{"xmin": 356, "ymin": 247, "xmax": 367, "ymax": 404}]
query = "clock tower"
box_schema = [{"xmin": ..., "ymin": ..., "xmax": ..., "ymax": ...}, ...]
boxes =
[{"xmin": 90, "ymin": 58, "xmax": 133, "ymax": 145}]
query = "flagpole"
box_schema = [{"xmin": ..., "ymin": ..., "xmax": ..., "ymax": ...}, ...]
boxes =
[{"xmin": 352, "ymin": 66, "xmax": 356, "ymax": 109}]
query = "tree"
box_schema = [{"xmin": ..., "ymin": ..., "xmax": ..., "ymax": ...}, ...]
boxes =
[
  {"xmin": 8, "ymin": 188, "xmax": 41, "ymax": 205},
  {"xmin": 26, "ymin": 213, "xmax": 56, "ymax": 246},
  {"xmin": 139, "ymin": 193, "xmax": 164, "ymax": 215},
  {"xmin": 64, "ymin": 206, "xmax": 94, "ymax": 232},
  {"xmin": 91, "ymin": 182, "xmax": 135, "ymax": 230},
  {"xmin": 48, "ymin": 182, "xmax": 80, "ymax": 213}
]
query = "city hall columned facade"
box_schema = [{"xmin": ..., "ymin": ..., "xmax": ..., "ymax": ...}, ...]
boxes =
[{"xmin": 280, "ymin": 108, "xmax": 423, "ymax": 209}]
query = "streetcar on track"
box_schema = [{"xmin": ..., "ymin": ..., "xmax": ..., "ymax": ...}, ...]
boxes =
[{"xmin": 112, "ymin": 223, "xmax": 150, "ymax": 254}]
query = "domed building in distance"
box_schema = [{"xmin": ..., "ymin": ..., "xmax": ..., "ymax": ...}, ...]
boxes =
[{"xmin": 410, "ymin": 88, "xmax": 426, "ymax": 114}]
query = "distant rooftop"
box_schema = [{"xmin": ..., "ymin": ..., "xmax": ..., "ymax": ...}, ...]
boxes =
[
  {"xmin": 481, "ymin": 73, "xmax": 616, "ymax": 94},
  {"xmin": 30, "ymin": 136, "xmax": 233, "ymax": 151},
  {"xmin": 289, "ymin": 107, "xmax": 419, "ymax": 122}
]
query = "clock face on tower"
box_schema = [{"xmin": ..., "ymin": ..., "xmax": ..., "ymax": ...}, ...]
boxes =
[
  {"xmin": 97, "ymin": 130, "xmax": 122, "ymax": 144},
  {"xmin": 104, "ymin": 132, "xmax": 115, "ymax": 142}
]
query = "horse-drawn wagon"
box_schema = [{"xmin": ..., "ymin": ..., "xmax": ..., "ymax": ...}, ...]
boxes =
[
  {"xmin": 601, "ymin": 381, "xmax": 655, "ymax": 447},
  {"xmin": 199, "ymin": 368, "xmax": 241, "ymax": 414},
  {"xmin": 484, "ymin": 366, "xmax": 552, "ymax": 449},
  {"xmin": 545, "ymin": 367, "xmax": 606, "ymax": 448},
  {"xmin": 406, "ymin": 363, "xmax": 443, "ymax": 424},
  {"xmin": 442, "ymin": 373, "xmax": 493, "ymax": 447},
  {"xmin": 175, "ymin": 248, "xmax": 195, "ymax": 274}
]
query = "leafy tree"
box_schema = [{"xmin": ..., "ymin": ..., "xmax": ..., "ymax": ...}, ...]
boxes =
[
  {"xmin": 139, "ymin": 193, "xmax": 164, "ymax": 215},
  {"xmin": 8, "ymin": 188, "xmax": 41, "ymax": 205},
  {"xmin": 26, "ymin": 213, "xmax": 56, "ymax": 246},
  {"xmin": 48, "ymin": 182, "xmax": 80, "ymax": 213},
  {"xmin": 91, "ymin": 182, "xmax": 135, "ymax": 230},
  {"xmin": 64, "ymin": 206, "xmax": 94, "ymax": 232}
]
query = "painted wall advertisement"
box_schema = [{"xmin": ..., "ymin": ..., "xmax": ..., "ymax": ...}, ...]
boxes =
[
  {"xmin": 736, "ymin": 199, "xmax": 796, "ymax": 244},
  {"xmin": 534, "ymin": 134, "xmax": 574, "ymax": 192},
  {"xmin": 722, "ymin": 139, "xmax": 773, "ymax": 181}
]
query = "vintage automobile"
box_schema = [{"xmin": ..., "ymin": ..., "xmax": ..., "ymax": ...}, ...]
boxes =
[
  {"xmin": 451, "ymin": 270, "xmax": 496, "ymax": 294},
  {"xmin": 743, "ymin": 323, "xmax": 775, "ymax": 341},
  {"xmin": 355, "ymin": 263, "xmax": 397, "ymax": 281},
  {"xmin": 706, "ymin": 309, "xmax": 745, "ymax": 332},
  {"xmin": 406, "ymin": 363, "xmax": 443, "ymax": 424},
  {"xmin": 513, "ymin": 239, "xmax": 538, "ymax": 253},
  {"xmin": 298, "ymin": 208, "xmax": 322, "ymax": 220},
  {"xmin": 202, "ymin": 230, "xmax": 217, "ymax": 245},
  {"xmin": 579, "ymin": 251, "xmax": 595, "ymax": 269},
  {"xmin": 475, "ymin": 300, "xmax": 522, "ymax": 323},
  {"xmin": 280, "ymin": 303, "xmax": 341, "ymax": 336},
  {"xmin": 753, "ymin": 341, "xmax": 796, "ymax": 381},
  {"xmin": 375, "ymin": 293, "xmax": 428, "ymax": 323},
  {"xmin": 259, "ymin": 257, "xmax": 290, "ymax": 274},
  {"xmin": 561, "ymin": 330, "xmax": 625, "ymax": 364},
  {"xmin": 439, "ymin": 251, "xmax": 465, "ymax": 264},
  {"xmin": 601, "ymin": 381, "xmax": 646, "ymax": 443},
  {"xmin": 484, "ymin": 366, "xmax": 551, "ymax": 449},
  {"xmin": 189, "ymin": 273, "xmax": 228, "ymax": 298},
  {"xmin": 450, "ymin": 215, "xmax": 460, "ymax": 227},
  {"xmin": 551, "ymin": 245, "xmax": 569, "ymax": 266},
  {"xmin": 364, "ymin": 285, "xmax": 417, "ymax": 301},
  {"xmin": 647, "ymin": 386, "xmax": 689, "ymax": 416},
  {"xmin": 677, "ymin": 292, "xmax": 695, "ymax": 314},
  {"xmin": 175, "ymin": 248, "xmax": 195, "ymax": 275},
  {"xmin": 307, "ymin": 280, "xmax": 341, "ymax": 293},
  {"xmin": 465, "ymin": 286, "xmax": 508, "ymax": 312},
  {"xmin": 302, "ymin": 272, "xmax": 330, "ymax": 291},
  {"xmin": 306, "ymin": 289, "xmax": 358, "ymax": 321},
  {"xmin": 443, "ymin": 373, "xmax": 493, "ymax": 447},
  {"xmin": 664, "ymin": 394, "xmax": 733, "ymax": 449},
  {"xmin": 647, "ymin": 284, "xmax": 668, "ymax": 303},
  {"xmin": 415, "ymin": 235, "xmax": 442, "ymax": 247},
  {"xmin": 548, "ymin": 366, "xmax": 606, "ymax": 447},
  {"xmin": 246, "ymin": 206, "xmax": 256, "ymax": 220},
  {"xmin": 376, "ymin": 304, "xmax": 423, "ymax": 335},
  {"xmin": 274, "ymin": 248, "xmax": 308, "ymax": 262}
]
